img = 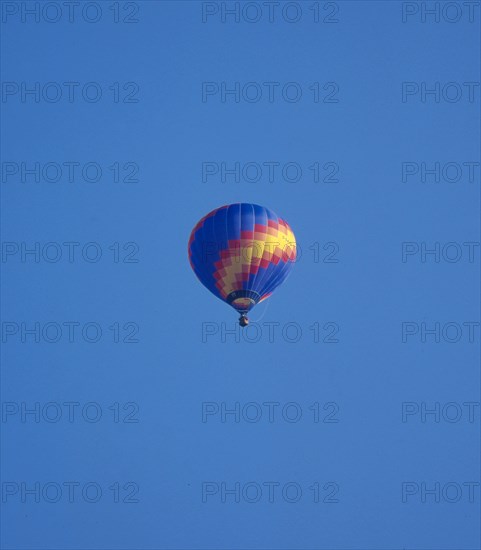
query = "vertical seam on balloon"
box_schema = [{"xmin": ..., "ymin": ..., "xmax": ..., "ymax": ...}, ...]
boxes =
[
  {"xmin": 198, "ymin": 214, "xmax": 218, "ymax": 297},
  {"xmin": 250, "ymin": 205, "xmax": 267, "ymax": 297},
  {"xmin": 260, "ymin": 220, "xmax": 296, "ymax": 293},
  {"xmin": 236, "ymin": 202, "xmax": 241, "ymax": 293},
  {"xmin": 211, "ymin": 206, "xmax": 221, "ymax": 296},
  {"xmin": 253, "ymin": 207, "xmax": 279, "ymax": 297},
  {"xmin": 224, "ymin": 203, "xmax": 231, "ymax": 298},
  {"xmin": 245, "ymin": 203, "xmax": 256, "ymax": 293},
  {"xmin": 259, "ymin": 219, "xmax": 295, "ymax": 298},
  {"xmin": 258, "ymin": 222, "xmax": 296, "ymax": 298}
]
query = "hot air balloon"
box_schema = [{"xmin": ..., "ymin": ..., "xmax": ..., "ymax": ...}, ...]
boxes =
[{"xmin": 188, "ymin": 203, "xmax": 296, "ymax": 326}]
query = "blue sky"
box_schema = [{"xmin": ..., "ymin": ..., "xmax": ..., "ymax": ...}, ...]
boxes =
[{"xmin": 1, "ymin": 1, "xmax": 480, "ymax": 549}]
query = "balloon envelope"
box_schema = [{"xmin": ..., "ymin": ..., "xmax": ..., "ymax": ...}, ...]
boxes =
[{"xmin": 188, "ymin": 203, "xmax": 296, "ymax": 315}]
